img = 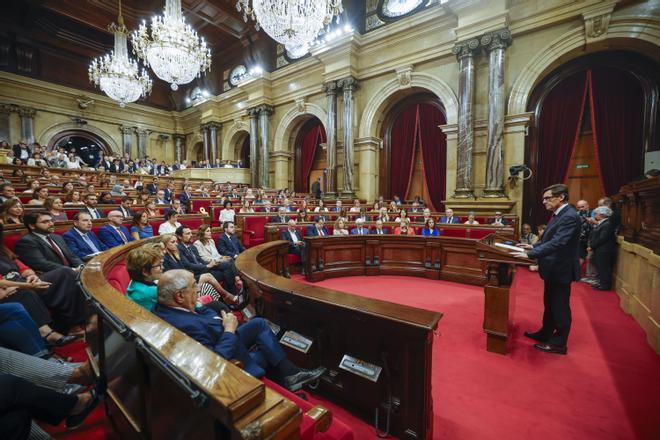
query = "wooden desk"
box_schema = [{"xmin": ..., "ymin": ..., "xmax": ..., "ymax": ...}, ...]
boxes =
[{"xmin": 236, "ymin": 240, "xmax": 442, "ymax": 440}]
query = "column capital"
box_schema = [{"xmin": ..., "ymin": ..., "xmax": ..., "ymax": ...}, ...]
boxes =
[
  {"xmin": 247, "ymin": 107, "xmax": 260, "ymax": 118},
  {"xmin": 338, "ymin": 76, "xmax": 359, "ymax": 92},
  {"xmin": 452, "ymin": 38, "xmax": 480, "ymax": 60},
  {"xmin": 322, "ymin": 81, "xmax": 338, "ymax": 95},
  {"xmin": 120, "ymin": 125, "xmax": 133, "ymax": 135},
  {"xmin": 0, "ymin": 104, "xmax": 16, "ymax": 114},
  {"xmin": 158, "ymin": 134, "xmax": 170, "ymax": 141},
  {"xmin": 255, "ymin": 104, "xmax": 274, "ymax": 116},
  {"xmin": 16, "ymin": 106, "xmax": 36, "ymax": 117},
  {"xmin": 480, "ymin": 28, "xmax": 512, "ymax": 51},
  {"xmin": 135, "ymin": 128, "xmax": 150, "ymax": 136},
  {"xmin": 201, "ymin": 121, "xmax": 222, "ymax": 130},
  {"xmin": 172, "ymin": 134, "xmax": 186, "ymax": 141}
]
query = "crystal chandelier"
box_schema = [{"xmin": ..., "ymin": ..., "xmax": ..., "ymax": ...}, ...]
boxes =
[
  {"xmin": 237, "ymin": 0, "xmax": 343, "ymax": 51},
  {"xmin": 89, "ymin": 1, "xmax": 152, "ymax": 107},
  {"xmin": 131, "ymin": 0, "xmax": 211, "ymax": 90}
]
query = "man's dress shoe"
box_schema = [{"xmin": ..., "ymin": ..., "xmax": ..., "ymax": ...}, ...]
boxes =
[
  {"xmin": 524, "ymin": 331, "xmax": 548, "ymax": 343},
  {"xmin": 284, "ymin": 367, "xmax": 326, "ymax": 392},
  {"xmin": 534, "ymin": 343, "xmax": 567, "ymax": 355}
]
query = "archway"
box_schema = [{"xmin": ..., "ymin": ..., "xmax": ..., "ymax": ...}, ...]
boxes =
[
  {"xmin": 234, "ymin": 132, "xmax": 251, "ymax": 168},
  {"xmin": 524, "ymin": 51, "xmax": 657, "ymax": 226},
  {"xmin": 50, "ymin": 130, "xmax": 111, "ymax": 166},
  {"xmin": 40, "ymin": 123, "xmax": 119, "ymax": 155},
  {"xmin": 379, "ymin": 92, "xmax": 447, "ymax": 211},
  {"xmin": 191, "ymin": 142, "xmax": 204, "ymax": 164},
  {"xmin": 293, "ymin": 117, "xmax": 327, "ymax": 193}
]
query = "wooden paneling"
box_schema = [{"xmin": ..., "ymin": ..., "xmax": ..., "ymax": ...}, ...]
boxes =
[{"xmin": 614, "ymin": 176, "xmax": 660, "ymax": 254}]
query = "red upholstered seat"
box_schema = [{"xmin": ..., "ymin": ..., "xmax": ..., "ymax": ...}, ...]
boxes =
[
  {"xmin": 190, "ymin": 199, "xmax": 211, "ymax": 214},
  {"xmin": 440, "ymin": 227, "xmax": 467, "ymax": 238},
  {"xmin": 107, "ymin": 263, "xmax": 130, "ymax": 294},
  {"xmin": 91, "ymin": 226, "xmax": 103, "ymax": 236},
  {"xmin": 4, "ymin": 231, "xmax": 24, "ymax": 252},
  {"xmin": 469, "ymin": 228, "xmax": 494, "ymax": 240},
  {"xmin": 179, "ymin": 217, "xmax": 204, "ymax": 230},
  {"xmin": 151, "ymin": 220, "xmax": 164, "ymax": 234},
  {"xmin": 243, "ymin": 216, "xmax": 269, "ymax": 247}
]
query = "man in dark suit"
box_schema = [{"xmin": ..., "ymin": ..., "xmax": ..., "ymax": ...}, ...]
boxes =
[
  {"xmin": 97, "ymin": 211, "xmax": 134, "ymax": 248},
  {"xmin": 513, "ymin": 184, "xmax": 580, "ymax": 355},
  {"xmin": 217, "ymin": 221, "xmax": 245, "ymax": 259},
  {"xmin": 306, "ymin": 217, "xmax": 329, "ymax": 237},
  {"xmin": 588, "ymin": 206, "xmax": 617, "ymax": 291},
  {"xmin": 281, "ymin": 220, "xmax": 306, "ymax": 271},
  {"xmin": 118, "ymin": 196, "xmax": 136, "ymax": 218},
  {"xmin": 373, "ymin": 219, "xmax": 387, "ymax": 235},
  {"xmin": 14, "ymin": 212, "xmax": 84, "ymax": 272},
  {"xmin": 152, "ymin": 270, "xmax": 325, "ymax": 389},
  {"xmin": 350, "ymin": 218, "xmax": 370, "ymax": 235},
  {"xmin": 12, "ymin": 141, "xmax": 31, "ymax": 161},
  {"xmin": 80, "ymin": 194, "xmax": 104, "ymax": 220},
  {"xmin": 163, "ymin": 181, "xmax": 175, "ymax": 204},
  {"xmin": 178, "ymin": 184, "xmax": 193, "ymax": 210},
  {"xmin": 439, "ymin": 208, "xmax": 460, "ymax": 224},
  {"xmin": 271, "ymin": 207, "xmax": 291, "ymax": 224},
  {"xmin": 146, "ymin": 178, "xmax": 159, "ymax": 195},
  {"xmin": 311, "ymin": 177, "xmax": 322, "ymax": 199},
  {"xmin": 490, "ymin": 212, "xmax": 509, "ymax": 226},
  {"xmin": 62, "ymin": 212, "xmax": 108, "ymax": 260}
]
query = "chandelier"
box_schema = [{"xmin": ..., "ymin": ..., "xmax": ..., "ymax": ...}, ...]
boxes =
[
  {"xmin": 88, "ymin": 1, "xmax": 152, "ymax": 108},
  {"xmin": 237, "ymin": 0, "xmax": 343, "ymax": 51},
  {"xmin": 131, "ymin": 0, "xmax": 211, "ymax": 90}
]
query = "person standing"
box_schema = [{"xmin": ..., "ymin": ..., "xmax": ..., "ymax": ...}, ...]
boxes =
[
  {"xmin": 588, "ymin": 206, "xmax": 617, "ymax": 291},
  {"xmin": 311, "ymin": 177, "xmax": 322, "ymax": 199},
  {"xmin": 512, "ymin": 184, "xmax": 580, "ymax": 355}
]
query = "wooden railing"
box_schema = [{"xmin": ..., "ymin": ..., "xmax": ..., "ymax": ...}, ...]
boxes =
[{"xmin": 613, "ymin": 176, "xmax": 660, "ymax": 254}]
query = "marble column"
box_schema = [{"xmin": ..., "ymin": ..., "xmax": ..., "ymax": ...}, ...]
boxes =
[
  {"xmin": 0, "ymin": 104, "xmax": 13, "ymax": 143},
  {"xmin": 209, "ymin": 122, "xmax": 221, "ymax": 163},
  {"xmin": 17, "ymin": 107, "xmax": 36, "ymax": 144},
  {"xmin": 173, "ymin": 134, "xmax": 185, "ymax": 164},
  {"xmin": 482, "ymin": 29, "xmax": 512, "ymax": 198},
  {"xmin": 322, "ymin": 81, "xmax": 338, "ymax": 197},
  {"xmin": 248, "ymin": 108, "xmax": 260, "ymax": 188},
  {"xmin": 136, "ymin": 128, "xmax": 150, "ymax": 159},
  {"xmin": 201, "ymin": 124, "xmax": 210, "ymax": 163},
  {"xmin": 338, "ymin": 77, "xmax": 358, "ymax": 196},
  {"xmin": 257, "ymin": 105, "xmax": 273, "ymax": 188},
  {"xmin": 452, "ymin": 39, "xmax": 479, "ymax": 198},
  {"xmin": 120, "ymin": 126, "xmax": 133, "ymax": 157}
]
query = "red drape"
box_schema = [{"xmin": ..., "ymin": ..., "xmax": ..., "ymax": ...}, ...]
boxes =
[
  {"xmin": 534, "ymin": 71, "xmax": 589, "ymax": 226},
  {"xmin": 418, "ymin": 103, "xmax": 447, "ymax": 211},
  {"xmin": 390, "ymin": 104, "xmax": 419, "ymax": 200},
  {"xmin": 299, "ymin": 123, "xmax": 327, "ymax": 192},
  {"xmin": 589, "ymin": 68, "xmax": 645, "ymax": 196}
]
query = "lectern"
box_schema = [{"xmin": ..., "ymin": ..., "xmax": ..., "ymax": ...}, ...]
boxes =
[{"xmin": 476, "ymin": 234, "xmax": 535, "ymax": 354}]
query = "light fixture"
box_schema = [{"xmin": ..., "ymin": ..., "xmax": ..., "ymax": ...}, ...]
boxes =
[
  {"xmin": 89, "ymin": 0, "xmax": 152, "ymax": 107},
  {"xmin": 131, "ymin": 0, "xmax": 211, "ymax": 90},
  {"xmin": 237, "ymin": 0, "xmax": 343, "ymax": 51}
]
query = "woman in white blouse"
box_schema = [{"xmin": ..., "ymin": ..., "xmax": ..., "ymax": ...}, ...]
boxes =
[
  {"xmin": 65, "ymin": 153, "xmax": 81, "ymax": 169},
  {"xmin": 193, "ymin": 225, "xmax": 223, "ymax": 264},
  {"xmin": 218, "ymin": 200, "xmax": 235, "ymax": 225},
  {"xmin": 158, "ymin": 210, "xmax": 181, "ymax": 235},
  {"xmin": 333, "ymin": 219, "xmax": 349, "ymax": 236},
  {"xmin": 314, "ymin": 199, "xmax": 329, "ymax": 212}
]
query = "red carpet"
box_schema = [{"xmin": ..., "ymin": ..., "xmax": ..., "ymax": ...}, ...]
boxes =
[{"xmin": 295, "ymin": 269, "xmax": 660, "ymax": 440}]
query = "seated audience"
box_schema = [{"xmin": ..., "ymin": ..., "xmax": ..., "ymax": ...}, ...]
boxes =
[
  {"xmin": 464, "ymin": 211, "xmax": 479, "ymax": 225},
  {"xmin": 332, "ymin": 200, "xmax": 343, "ymax": 212},
  {"xmin": 440, "ymin": 208, "xmax": 460, "ymax": 224},
  {"xmin": 422, "ymin": 218, "xmax": 440, "ymax": 236},
  {"xmin": 0, "ymin": 183, "xmax": 16, "ymax": 203},
  {"xmin": 490, "ymin": 211, "xmax": 508, "ymax": 226},
  {"xmin": 130, "ymin": 210, "xmax": 154, "ymax": 240},
  {"xmin": 171, "ymin": 199, "xmax": 186, "ymax": 215},
  {"xmin": 314, "ymin": 200, "xmax": 329, "ymax": 213},
  {"xmin": 349, "ymin": 199, "xmax": 361, "ymax": 213},
  {"xmin": 98, "ymin": 210, "xmax": 134, "ymax": 248},
  {"xmin": 356, "ymin": 207, "xmax": 369, "ymax": 222},
  {"xmin": 520, "ymin": 223, "xmax": 538, "ymax": 245},
  {"xmin": 23, "ymin": 179, "xmax": 40, "ymax": 194},
  {"xmin": 158, "ymin": 210, "xmax": 181, "ymax": 235},
  {"xmin": 99, "ymin": 192, "xmax": 114, "ymax": 204},
  {"xmin": 271, "ymin": 207, "xmax": 291, "ymax": 224},
  {"xmin": 144, "ymin": 200, "xmax": 159, "ymax": 218},
  {"xmin": 81, "ymin": 193, "xmax": 104, "ymax": 219},
  {"xmin": 307, "ymin": 217, "xmax": 329, "ymax": 236},
  {"xmin": 394, "ymin": 220, "xmax": 415, "ymax": 235},
  {"xmin": 394, "ymin": 208, "xmax": 408, "ymax": 223},
  {"xmin": 421, "ymin": 208, "xmax": 432, "ymax": 225},
  {"xmin": 1, "ymin": 199, "xmax": 24, "ymax": 225},
  {"xmin": 350, "ymin": 218, "xmax": 370, "ymax": 235},
  {"xmin": 62, "ymin": 212, "xmax": 108, "ymax": 260},
  {"xmin": 194, "ymin": 225, "xmax": 224, "ymax": 264},
  {"xmin": 155, "ymin": 190, "xmax": 168, "ymax": 205},
  {"xmin": 217, "ymin": 221, "xmax": 244, "ymax": 259},
  {"xmin": 219, "ymin": 200, "xmax": 236, "ymax": 224},
  {"xmin": 125, "ymin": 243, "xmax": 164, "ymax": 310},
  {"xmin": 153, "ymin": 270, "xmax": 327, "ymax": 390},
  {"xmin": 27, "ymin": 187, "xmax": 49, "ymax": 206},
  {"xmin": 281, "ymin": 220, "xmax": 306, "ymax": 270},
  {"xmin": 372, "ymin": 219, "xmax": 387, "ymax": 235},
  {"xmin": 119, "ymin": 196, "xmax": 136, "ymax": 218},
  {"xmin": 333, "ymin": 219, "xmax": 349, "ymax": 236},
  {"xmin": 377, "ymin": 207, "xmax": 391, "ymax": 223},
  {"xmin": 297, "ymin": 209, "xmax": 310, "ymax": 223},
  {"xmin": 64, "ymin": 189, "xmax": 81, "ymax": 205},
  {"xmin": 43, "ymin": 197, "xmax": 67, "ymax": 221},
  {"xmin": 239, "ymin": 200, "xmax": 254, "ymax": 213},
  {"xmin": 388, "ymin": 201, "xmax": 398, "ymax": 213},
  {"xmin": 588, "ymin": 206, "xmax": 617, "ymax": 291}
]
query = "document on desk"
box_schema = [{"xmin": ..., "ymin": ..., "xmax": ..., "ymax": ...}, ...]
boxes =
[{"xmin": 495, "ymin": 242, "xmax": 524, "ymax": 252}]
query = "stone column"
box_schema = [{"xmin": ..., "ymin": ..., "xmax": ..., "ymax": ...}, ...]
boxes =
[
  {"xmin": 209, "ymin": 122, "xmax": 222, "ymax": 163},
  {"xmin": 120, "ymin": 126, "xmax": 133, "ymax": 157},
  {"xmin": 482, "ymin": 29, "xmax": 512, "ymax": 198},
  {"xmin": 248, "ymin": 108, "xmax": 260, "ymax": 188},
  {"xmin": 0, "ymin": 104, "xmax": 13, "ymax": 143},
  {"xmin": 322, "ymin": 81, "xmax": 338, "ymax": 197},
  {"xmin": 173, "ymin": 134, "xmax": 185, "ymax": 163},
  {"xmin": 354, "ymin": 137, "xmax": 381, "ymax": 202},
  {"xmin": 452, "ymin": 39, "xmax": 479, "ymax": 198},
  {"xmin": 257, "ymin": 105, "xmax": 273, "ymax": 188},
  {"xmin": 136, "ymin": 128, "xmax": 150, "ymax": 159},
  {"xmin": 201, "ymin": 124, "xmax": 210, "ymax": 163},
  {"xmin": 338, "ymin": 77, "xmax": 358, "ymax": 197},
  {"xmin": 17, "ymin": 107, "xmax": 36, "ymax": 144}
]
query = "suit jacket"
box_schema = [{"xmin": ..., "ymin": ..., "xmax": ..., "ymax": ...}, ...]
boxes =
[
  {"xmin": 119, "ymin": 206, "xmax": 136, "ymax": 218},
  {"xmin": 527, "ymin": 204, "xmax": 581, "ymax": 284},
  {"xmin": 217, "ymin": 234, "xmax": 244, "ymax": 258},
  {"xmin": 62, "ymin": 228, "xmax": 108, "ymax": 259},
  {"xmin": 490, "ymin": 218, "xmax": 509, "ymax": 226},
  {"xmin": 281, "ymin": 229, "xmax": 303, "ymax": 251},
  {"xmin": 179, "ymin": 191, "xmax": 192, "ymax": 207},
  {"xmin": 439, "ymin": 216, "xmax": 460, "ymax": 224},
  {"xmin": 271, "ymin": 215, "xmax": 291, "ymax": 223},
  {"xmin": 311, "ymin": 180, "xmax": 321, "ymax": 197},
  {"xmin": 14, "ymin": 232, "xmax": 83, "ymax": 272},
  {"xmin": 146, "ymin": 183, "xmax": 158, "ymax": 195},
  {"xmin": 12, "ymin": 145, "xmax": 31, "ymax": 159},
  {"xmin": 81, "ymin": 207, "xmax": 105, "ymax": 220},
  {"xmin": 306, "ymin": 226, "xmax": 329, "ymax": 237},
  {"xmin": 177, "ymin": 243, "xmax": 208, "ymax": 275},
  {"xmin": 372, "ymin": 228, "xmax": 387, "ymax": 235},
  {"xmin": 163, "ymin": 252, "xmax": 185, "ymax": 272},
  {"xmin": 98, "ymin": 224, "xmax": 134, "ymax": 248},
  {"xmin": 588, "ymin": 218, "xmax": 617, "ymax": 254},
  {"xmin": 163, "ymin": 188, "xmax": 174, "ymax": 204},
  {"xmin": 350, "ymin": 227, "xmax": 370, "ymax": 235}
]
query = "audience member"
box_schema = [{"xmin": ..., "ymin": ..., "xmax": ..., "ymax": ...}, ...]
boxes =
[
  {"xmin": 64, "ymin": 189, "xmax": 81, "ymax": 205},
  {"xmin": 350, "ymin": 218, "xmax": 370, "ymax": 235},
  {"xmin": 281, "ymin": 220, "xmax": 306, "ymax": 272},
  {"xmin": 125, "ymin": 243, "xmax": 165, "ymax": 310},
  {"xmin": 219, "ymin": 200, "xmax": 235, "ymax": 224},
  {"xmin": 81, "ymin": 193, "xmax": 104, "ymax": 219},
  {"xmin": 1, "ymin": 199, "xmax": 24, "ymax": 225},
  {"xmin": 130, "ymin": 210, "xmax": 154, "ymax": 240},
  {"xmin": 62, "ymin": 212, "xmax": 108, "ymax": 260},
  {"xmin": 588, "ymin": 206, "xmax": 617, "ymax": 291},
  {"xmin": 43, "ymin": 197, "xmax": 67, "ymax": 221},
  {"xmin": 394, "ymin": 220, "xmax": 415, "ymax": 235},
  {"xmin": 464, "ymin": 212, "xmax": 479, "ymax": 225},
  {"xmin": 0, "ymin": 183, "xmax": 16, "ymax": 203},
  {"xmin": 271, "ymin": 207, "xmax": 291, "ymax": 224},
  {"xmin": 193, "ymin": 225, "xmax": 225, "ymax": 264},
  {"xmin": 490, "ymin": 211, "xmax": 508, "ymax": 226},
  {"xmin": 520, "ymin": 223, "xmax": 538, "ymax": 245},
  {"xmin": 98, "ymin": 210, "xmax": 134, "ymax": 248},
  {"xmin": 440, "ymin": 208, "xmax": 459, "ymax": 224},
  {"xmin": 22, "ymin": 180, "xmax": 40, "ymax": 194},
  {"xmin": 422, "ymin": 218, "xmax": 440, "ymax": 236},
  {"xmin": 119, "ymin": 196, "xmax": 136, "ymax": 218},
  {"xmin": 158, "ymin": 210, "xmax": 181, "ymax": 235},
  {"xmin": 27, "ymin": 186, "xmax": 49, "ymax": 206},
  {"xmin": 333, "ymin": 219, "xmax": 349, "ymax": 236},
  {"xmin": 394, "ymin": 209, "xmax": 408, "ymax": 223},
  {"xmin": 373, "ymin": 219, "xmax": 387, "ymax": 235},
  {"xmin": 307, "ymin": 217, "xmax": 329, "ymax": 236}
]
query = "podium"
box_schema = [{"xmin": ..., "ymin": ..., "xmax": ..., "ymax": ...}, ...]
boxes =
[{"xmin": 476, "ymin": 234, "xmax": 535, "ymax": 354}]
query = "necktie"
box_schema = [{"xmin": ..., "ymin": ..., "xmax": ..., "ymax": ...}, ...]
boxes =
[
  {"xmin": 90, "ymin": 209, "xmax": 98, "ymax": 219},
  {"xmin": 116, "ymin": 227, "xmax": 128, "ymax": 244},
  {"xmin": 47, "ymin": 236, "xmax": 69, "ymax": 265},
  {"xmin": 319, "ymin": 229, "xmax": 324, "ymax": 236},
  {"xmin": 82, "ymin": 233, "xmax": 100, "ymax": 253},
  {"xmin": 447, "ymin": 217, "xmax": 452, "ymax": 223}
]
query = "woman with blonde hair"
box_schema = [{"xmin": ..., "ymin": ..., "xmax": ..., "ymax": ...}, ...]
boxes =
[
  {"xmin": 43, "ymin": 197, "xmax": 67, "ymax": 221},
  {"xmin": 1, "ymin": 199, "xmax": 24, "ymax": 225},
  {"xmin": 333, "ymin": 218, "xmax": 349, "ymax": 236},
  {"xmin": 64, "ymin": 189, "xmax": 81, "ymax": 205}
]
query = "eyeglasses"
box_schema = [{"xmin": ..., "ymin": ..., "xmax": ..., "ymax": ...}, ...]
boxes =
[{"xmin": 541, "ymin": 195, "xmax": 558, "ymax": 201}]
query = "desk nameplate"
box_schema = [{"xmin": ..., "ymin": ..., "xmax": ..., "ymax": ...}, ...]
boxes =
[{"xmin": 339, "ymin": 355, "xmax": 382, "ymax": 383}]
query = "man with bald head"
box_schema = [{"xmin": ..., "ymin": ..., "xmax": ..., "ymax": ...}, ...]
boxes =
[
  {"xmin": 153, "ymin": 270, "xmax": 326, "ymax": 390},
  {"xmin": 63, "ymin": 212, "xmax": 108, "ymax": 260},
  {"xmin": 280, "ymin": 219, "xmax": 306, "ymax": 274},
  {"xmin": 98, "ymin": 210, "xmax": 134, "ymax": 248}
]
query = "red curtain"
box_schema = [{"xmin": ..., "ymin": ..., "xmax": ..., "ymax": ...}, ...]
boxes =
[
  {"xmin": 533, "ymin": 71, "xmax": 589, "ymax": 226},
  {"xmin": 589, "ymin": 68, "xmax": 645, "ymax": 196},
  {"xmin": 390, "ymin": 104, "xmax": 419, "ymax": 200},
  {"xmin": 418, "ymin": 103, "xmax": 447, "ymax": 211},
  {"xmin": 299, "ymin": 123, "xmax": 327, "ymax": 192}
]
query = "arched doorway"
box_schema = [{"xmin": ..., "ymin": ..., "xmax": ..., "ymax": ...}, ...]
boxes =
[
  {"xmin": 191, "ymin": 142, "xmax": 204, "ymax": 164},
  {"xmin": 379, "ymin": 93, "xmax": 447, "ymax": 210},
  {"xmin": 50, "ymin": 130, "xmax": 111, "ymax": 166},
  {"xmin": 294, "ymin": 117, "xmax": 326, "ymax": 193},
  {"xmin": 524, "ymin": 51, "xmax": 658, "ymax": 226},
  {"xmin": 233, "ymin": 132, "xmax": 250, "ymax": 168}
]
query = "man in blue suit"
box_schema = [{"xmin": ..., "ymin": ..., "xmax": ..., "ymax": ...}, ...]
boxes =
[
  {"xmin": 513, "ymin": 184, "xmax": 580, "ymax": 355},
  {"xmin": 98, "ymin": 211, "xmax": 134, "ymax": 248},
  {"xmin": 217, "ymin": 221, "xmax": 245, "ymax": 259},
  {"xmin": 306, "ymin": 217, "xmax": 329, "ymax": 237},
  {"xmin": 62, "ymin": 212, "xmax": 108, "ymax": 260},
  {"xmin": 439, "ymin": 208, "xmax": 460, "ymax": 224},
  {"xmin": 153, "ymin": 270, "xmax": 326, "ymax": 390},
  {"xmin": 350, "ymin": 218, "xmax": 370, "ymax": 235}
]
